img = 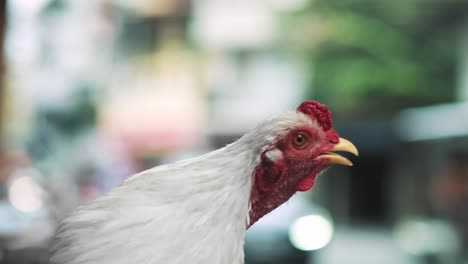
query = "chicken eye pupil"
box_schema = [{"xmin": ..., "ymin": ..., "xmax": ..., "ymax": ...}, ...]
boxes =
[{"xmin": 293, "ymin": 132, "xmax": 308, "ymax": 148}]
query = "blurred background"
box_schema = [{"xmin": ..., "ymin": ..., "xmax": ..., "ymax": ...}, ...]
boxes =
[{"xmin": 0, "ymin": 0, "xmax": 467, "ymax": 263}]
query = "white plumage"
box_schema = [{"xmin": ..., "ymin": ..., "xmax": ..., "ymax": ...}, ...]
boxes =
[{"xmin": 50, "ymin": 112, "xmax": 314, "ymax": 264}]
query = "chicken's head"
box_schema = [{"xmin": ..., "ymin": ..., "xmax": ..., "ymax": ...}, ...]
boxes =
[{"xmin": 248, "ymin": 100, "xmax": 358, "ymax": 227}]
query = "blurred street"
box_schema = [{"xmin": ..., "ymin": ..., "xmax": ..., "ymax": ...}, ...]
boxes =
[{"xmin": 1, "ymin": 0, "xmax": 468, "ymax": 263}]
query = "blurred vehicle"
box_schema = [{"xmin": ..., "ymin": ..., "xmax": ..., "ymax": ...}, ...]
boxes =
[{"xmin": 244, "ymin": 194, "xmax": 333, "ymax": 264}]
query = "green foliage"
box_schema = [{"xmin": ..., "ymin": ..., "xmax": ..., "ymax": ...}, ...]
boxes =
[{"xmin": 284, "ymin": 0, "xmax": 468, "ymax": 117}]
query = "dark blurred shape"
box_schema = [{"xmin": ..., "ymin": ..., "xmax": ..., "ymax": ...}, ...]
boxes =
[
  {"xmin": 27, "ymin": 86, "xmax": 96, "ymax": 163},
  {"xmin": 40, "ymin": 87, "xmax": 96, "ymax": 137},
  {"xmin": 428, "ymin": 150, "xmax": 468, "ymax": 257},
  {"xmin": 332, "ymin": 120, "xmax": 396, "ymax": 225}
]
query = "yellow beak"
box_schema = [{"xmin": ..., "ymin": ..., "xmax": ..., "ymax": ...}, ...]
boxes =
[{"xmin": 318, "ymin": 138, "xmax": 359, "ymax": 166}]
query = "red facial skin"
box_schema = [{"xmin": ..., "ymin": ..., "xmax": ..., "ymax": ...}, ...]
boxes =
[{"xmin": 248, "ymin": 100, "xmax": 340, "ymax": 228}]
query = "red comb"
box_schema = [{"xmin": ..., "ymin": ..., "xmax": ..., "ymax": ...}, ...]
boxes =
[{"xmin": 296, "ymin": 100, "xmax": 333, "ymax": 131}]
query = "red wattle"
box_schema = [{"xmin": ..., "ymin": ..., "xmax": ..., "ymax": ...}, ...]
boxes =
[{"xmin": 296, "ymin": 176, "xmax": 315, "ymax": 192}]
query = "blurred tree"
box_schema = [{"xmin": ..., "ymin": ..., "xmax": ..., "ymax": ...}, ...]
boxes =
[{"xmin": 282, "ymin": 0, "xmax": 468, "ymax": 118}]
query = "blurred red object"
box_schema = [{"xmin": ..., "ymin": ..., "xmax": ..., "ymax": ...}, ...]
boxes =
[{"xmin": 0, "ymin": 151, "xmax": 30, "ymax": 183}]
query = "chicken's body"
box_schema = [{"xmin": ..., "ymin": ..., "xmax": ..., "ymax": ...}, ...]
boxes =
[
  {"xmin": 52, "ymin": 148, "xmax": 252, "ymax": 264},
  {"xmin": 51, "ymin": 102, "xmax": 358, "ymax": 264}
]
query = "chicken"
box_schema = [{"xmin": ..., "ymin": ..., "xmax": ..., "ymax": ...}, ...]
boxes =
[{"xmin": 50, "ymin": 100, "xmax": 358, "ymax": 264}]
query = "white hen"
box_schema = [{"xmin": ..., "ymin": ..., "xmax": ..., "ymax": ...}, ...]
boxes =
[{"xmin": 50, "ymin": 100, "xmax": 358, "ymax": 264}]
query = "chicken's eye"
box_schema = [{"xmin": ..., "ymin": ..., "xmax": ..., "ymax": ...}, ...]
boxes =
[{"xmin": 292, "ymin": 132, "xmax": 309, "ymax": 149}]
